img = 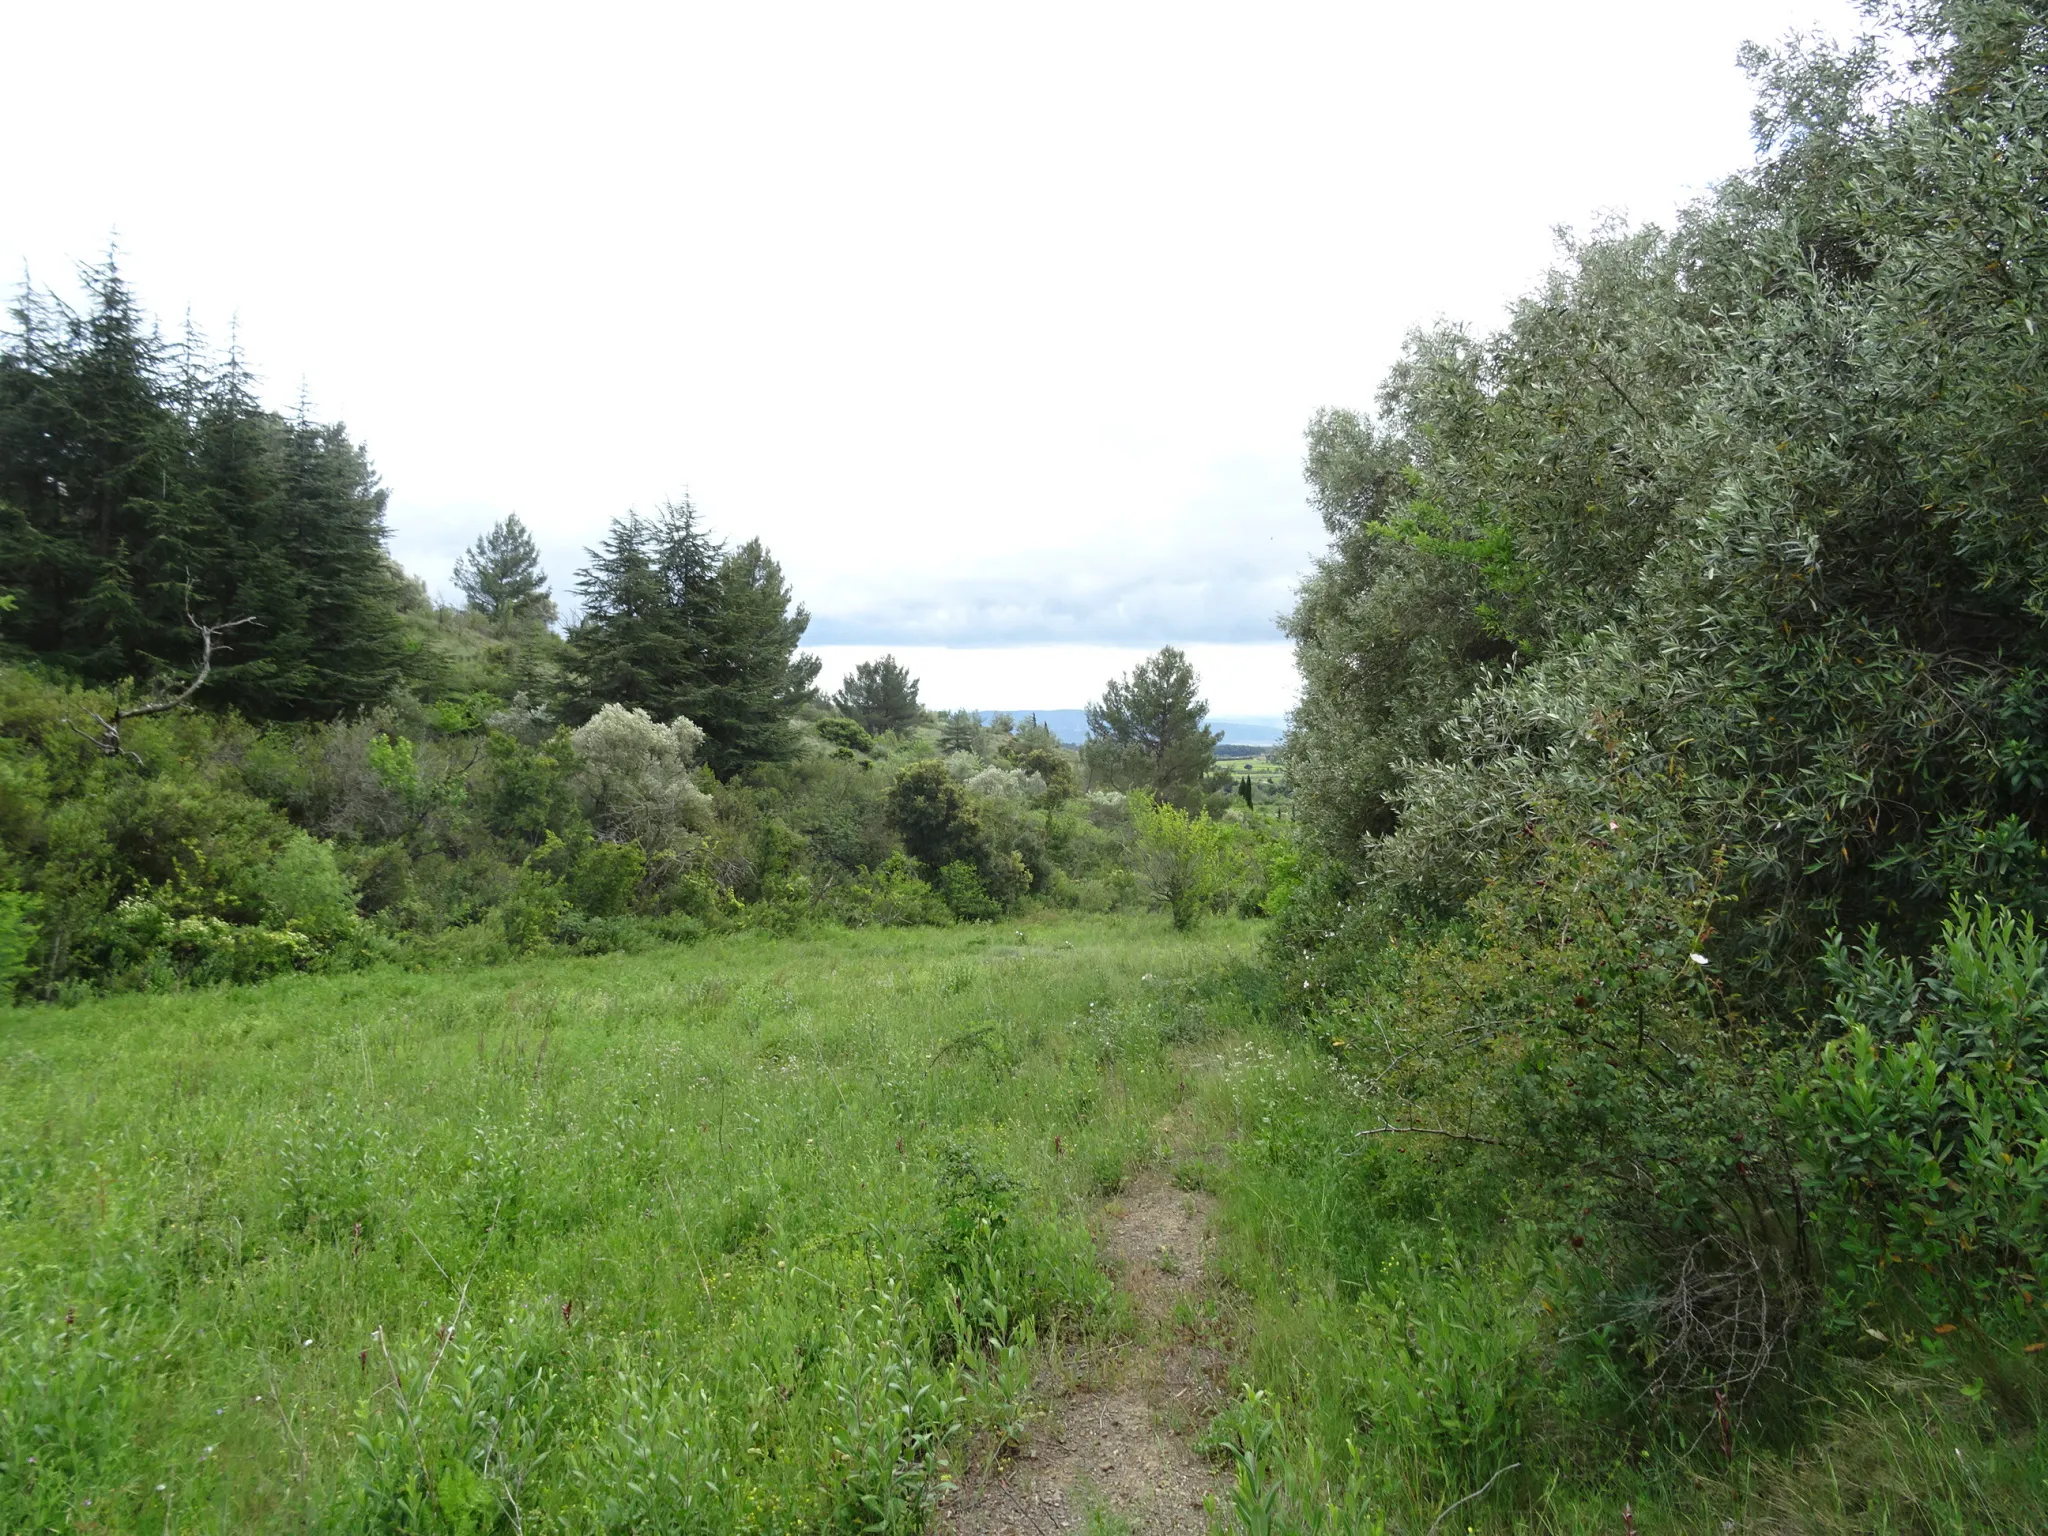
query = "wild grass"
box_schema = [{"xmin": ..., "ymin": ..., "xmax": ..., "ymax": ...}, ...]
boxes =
[
  {"xmin": 9, "ymin": 916, "xmax": 2045, "ymax": 1533},
  {"xmin": 0, "ymin": 916, "xmax": 1260, "ymax": 1533},
  {"xmin": 1196, "ymin": 1034, "xmax": 2048, "ymax": 1533}
]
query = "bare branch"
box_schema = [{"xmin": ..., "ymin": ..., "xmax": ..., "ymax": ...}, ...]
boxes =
[
  {"xmin": 61, "ymin": 606, "xmax": 257, "ymax": 761},
  {"xmin": 1352, "ymin": 1123, "xmax": 1503, "ymax": 1147}
]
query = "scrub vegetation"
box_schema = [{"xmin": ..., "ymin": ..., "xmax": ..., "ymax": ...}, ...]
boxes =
[{"xmin": 8, "ymin": 0, "xmax": 2048, "ymax": 1530}]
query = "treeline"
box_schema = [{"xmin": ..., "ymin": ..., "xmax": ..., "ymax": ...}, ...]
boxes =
[
  {"xmin": 1261, "ymin": 0, "xmax": 2048, "ymax": 1513},
  {"xmin": 0, "ymin": 278, "xmax": 1280, "ymax": 998}
]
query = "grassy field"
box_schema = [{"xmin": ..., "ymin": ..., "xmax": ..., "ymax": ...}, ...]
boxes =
[
  {"xmin": 9, "ymin": 913, "xmax": 2047, "ymax": 1535},
  {"xmin": 0, "ymin": 916, "xmax": 1267, "ymax": 1533}
]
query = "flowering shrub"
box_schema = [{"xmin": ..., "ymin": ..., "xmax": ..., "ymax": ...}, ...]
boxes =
[{"xmin": 570, "ymin": 704, "xmax": 712, "ymax": 851}]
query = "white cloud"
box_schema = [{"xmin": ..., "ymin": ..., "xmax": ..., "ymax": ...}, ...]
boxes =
[{"xmin": 2, "ymin": 0, "xmax": 1863, "ymax": 683}]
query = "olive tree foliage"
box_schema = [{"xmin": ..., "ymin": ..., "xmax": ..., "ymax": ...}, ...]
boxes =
[
  {"xmin": 569, "ymin": 703, "xmax": 712, "ymax": 851},
  {"xmin": 1284, "ymin": 0, "xmax": 2048, "ymax": 1001}
]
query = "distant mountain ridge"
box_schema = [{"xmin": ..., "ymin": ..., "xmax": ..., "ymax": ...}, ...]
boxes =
[{"xmin": 974, "ymin": 709, "xmax": 1286, "ymax": 747}]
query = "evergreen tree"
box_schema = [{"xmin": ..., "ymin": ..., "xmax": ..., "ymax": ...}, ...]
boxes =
[
  {"xmin": 696, "ymin": 538, "xmax": 822, "ymax": 774},
  {"xmin": 564, "ymin": 502, "xmax": 818, "ymax": 775},
  {"xmin": 453, "ymin": 514, "xmax": 555, "ymax": 628},
  {"xmin": 0, "ymin": 257, "xmax": 409, "ymax": 719},
  {"xmin": 564, "ymin": 500, "xmax": 716, "ymax": 724},
  {"xmin": 835, "ymin": 654, "xmax": 922, "ymax": 735},
  {"xmin": 1082, "ymin": 647, "xmax": 1221, "ymax": 805},
  {"xmin": 937, "ymin": 709, "xmax": 983, "ymax": 755}
]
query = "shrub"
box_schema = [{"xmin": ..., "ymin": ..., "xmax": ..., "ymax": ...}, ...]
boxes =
[
  {"xmin": 0, "ymin": 889, "xmax": 36, "ymax": 1000},
  {"xmin": 568, "ymin": 839, "xmax": 647, "ymax": 917},
  {"xmin": 500, "ymin": 861, "xmax": 570, "ymax": 954},
  {"xmin": 964, "ymin": 766, "xmax": 1043, "ymax": 802},
  {"xmin": 252, "ymin": 831, "xmax": 359, "ymax": 940},
  {"xmin": 571, "ymin": 703, "xmax": 712, "ymax": 851},
  {"xmin": 935, "ymin": 861, "xmax": 1001, "ymax": 922},
  {"xmin": 1127, "ymin": 792, "xmax": 1236, "ymax": 930},
  {"xmin": 1341, "ymin": 825, "xmax": 1804, "ymax": 1407},
  {"xmin": 816, "ymin": 716, "xmax": 874, "ymax": 754},
  {"xmin": 836, "ymin": 854, "xmax": 953, "ymax": 928},
  {"xmin": 1799, "ymin": 900, "xmax": 2048, "ymax": 1339}
]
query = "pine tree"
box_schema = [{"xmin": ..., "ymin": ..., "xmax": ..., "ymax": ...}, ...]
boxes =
[
  {"xmin": 1082, "ymin": 647, "xmax": 1221, "ymax": 805},
  {"xmin": 835, "ymin": 655, "xmax": 923, "ymax": 735},
  {"xmin": 453, "ymin": 514, "xmax": 555, "ymax": 628}
]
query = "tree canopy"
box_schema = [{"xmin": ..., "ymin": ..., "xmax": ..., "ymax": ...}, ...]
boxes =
[
  {"xmin": 564, "ymin": 499, "xmax": 819, "ymax": 775},
  {"xmin": 834, "ymin": 654, "xmax": 923, "ymax": 735},
  {"xmin": 1283, "ymin": 0, "xmax": 2048, "ymax": 999},
  {"xmin": 1082, "ymin": 647, "xmax": 1220, "ymax": 805},
  {"xmin": 0, "ymin": 258, "xmax": 411, "ymax": 719},
  {"xmin": 453, "ymin": 514, "xmax": 555, "ymax": 629}
]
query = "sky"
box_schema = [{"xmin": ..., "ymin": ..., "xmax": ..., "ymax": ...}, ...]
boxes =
[{"xmin": 3, "ymin": 0, "xmax": 1863, "ymax": 715}]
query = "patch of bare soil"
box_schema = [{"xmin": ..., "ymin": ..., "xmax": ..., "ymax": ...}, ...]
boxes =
[{"xmin": 939, "ymin": 1169, "xmax": 1230, "ymax": 1535}]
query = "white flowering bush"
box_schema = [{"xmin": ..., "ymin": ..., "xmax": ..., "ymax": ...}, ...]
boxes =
[
  {"xmin": 570, "ymin": 704, "xmax": 712, "ymax": 851},
  {"xmin": 964, "ymin": 766, "xmax": 1045, "ymax": 802}
]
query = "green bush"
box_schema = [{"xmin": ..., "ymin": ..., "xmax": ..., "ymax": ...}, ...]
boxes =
[
  {"xmin": 252, "ymin": 831, "xmax": 359, "ymax": 940},
  {"xmin": 1800, "ymin": 901, "xmax": 2048, "ymax": 1339},
  {"xmin": 0, "ymin": 888, "xmax": 37, "ymax": 999},
  {"xmin": 500, "ymin": 861, "xmax": 570, "ymax": 955},
  {"xmin": 1128, "ymin": 792, "xmax": 1236, "ymax": 930},
  {"xmin": 568, "ymin": 839, "xmax": 647, "ymax": 917},
  {"xmin": 816, "ymin": 716, "xmax": 874, "ymax": 754},
  {"xmin": 836, "ymin": 853, "xmax": 953, "ymax": 927},
  {"xmin": 935, "ymin": 861, "xmax": 1001, "ymax": 922}
]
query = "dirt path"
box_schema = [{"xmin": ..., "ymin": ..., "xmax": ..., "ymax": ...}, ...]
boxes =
[{"xmin": 938, "ymin": 1166, "xmax": 1230, "ymax": 1535}]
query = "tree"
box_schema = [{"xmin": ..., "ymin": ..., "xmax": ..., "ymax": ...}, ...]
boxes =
[
  {"xmin": 1281, "ymin": 0, "xmax": 2048, "ymax": 993},
  {"xmin": 1082, "ymin": 647, "xmax": 1221, "ymax": 805},
  {"xmin": 1128, "ymin": 791, "xmax": 1236, "ymax": 930},
  {"xmin": 885, "ymin": 759, "xmax": 987, "ymax": 875},
  {"xmin": 563, "ymin": 501, "xmax": 818, "ymax": 776},
  {"xmin": 453, "ymin": 514, "xmax": 555, "ymax": 628},
  {"xmin": 695, "ymin": 538, "xmax": 823, "ymax": 773},
  {"xmin": 564, "ymin": 499, "xmax": 717, "ymax": 724},
  {"xmin": 884, "ymin": 759, "xmax": 1029, "ymax": 918},
  {"xmin": 835, "ymin": 654, "xmax": 922, "ymax": 735},
  {"xmin": 937, "ymin": 709, "xmax": 983, "ymax": 755},
  {"xmin": 0, "ymin": 257, "xmax": 411, "ymax": 719}
]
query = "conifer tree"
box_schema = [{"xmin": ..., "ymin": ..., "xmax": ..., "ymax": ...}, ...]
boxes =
[
  {"xmin": 696, "ymin": 539, "xmax": 822, "ymax": 773},
  {"xmin": 835, "ymin": 655, "xmax": 922, "ymax": 735},
  {"xmin": 453, "ymin": 514, "xmax": 555, "ymax": 628},
  {"xmin": 564, "ymin": 500, "xmax": 715, "ymax": 722},
  {"xmin": 0, "ymin": 256, "xmax": 409, "ymax": 719},
  {"xmin": 564, "ymin": 502, "xmax": 818, "ymax": 774},
  {"xmin": 1082, "ymin": 647, "xmax": 1221, "ymax": 805}
]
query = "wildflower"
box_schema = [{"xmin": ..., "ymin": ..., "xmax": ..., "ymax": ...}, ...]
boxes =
[{"xmin": 1690, "ymin": 953, "xmax": 1710, "ymax": 966}]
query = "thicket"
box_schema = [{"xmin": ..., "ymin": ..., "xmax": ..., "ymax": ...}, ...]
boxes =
[
  {"xmin": 0, "ymin": 251, "xmax": 1284, "ymax": 1004},
  {"xmin": 1270, "ymin": 0, "xmax": 2048, "ymax": 1517}
]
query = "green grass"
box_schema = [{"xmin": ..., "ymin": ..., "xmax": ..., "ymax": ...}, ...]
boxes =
[
  {"xmin": 0, "ymin": 915, "xmax": 1261, "ymax": 1533},
  {"xmin": 1196, "ymin": 1033, "xmax": 2048, "ymax": 1534},
  {"xmin": 10, "ymin": 912, "xmax": 2046, "ymax": 1534}
]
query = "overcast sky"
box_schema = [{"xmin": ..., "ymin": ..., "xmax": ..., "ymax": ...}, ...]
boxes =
[{"xmin": 4, "ymin": 0, "xmax": 1861, "ymax": 714}]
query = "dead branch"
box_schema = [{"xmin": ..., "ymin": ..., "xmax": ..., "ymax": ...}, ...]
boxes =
[
  {"xmin": 1351, "ymin": 1123, "xmax": 1503, "ymax": 1147},
  {"xmin": 63, "ymin": 609, "xmax": 257, "ymax": 762}
]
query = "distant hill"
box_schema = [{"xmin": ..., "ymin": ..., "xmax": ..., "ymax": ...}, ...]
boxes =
[{"xmin": 975, "ymin": 710, "xmax": 1286, "ymax": 747}]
